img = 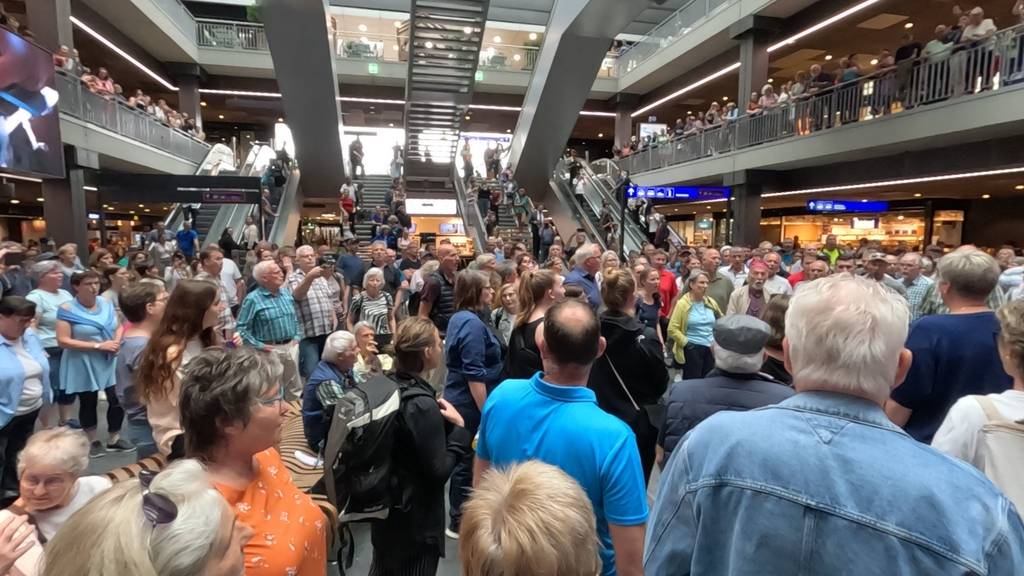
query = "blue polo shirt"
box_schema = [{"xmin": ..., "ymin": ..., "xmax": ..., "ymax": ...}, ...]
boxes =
[
  {"xmin": 477, "ymin": 373, "xmax": 649, "ymax": 576},
  {"xmin": 564, "ymin": 267, "xmax": 601, "ymax": 311}
]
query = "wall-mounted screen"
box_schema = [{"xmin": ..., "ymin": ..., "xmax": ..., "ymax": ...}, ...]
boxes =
[{"xmin": 0, "ymin": 28, "xmax": 64, "ymax": 178}]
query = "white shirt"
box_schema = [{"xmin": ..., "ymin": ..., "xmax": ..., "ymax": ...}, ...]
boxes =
[
  {"xmin": 932, "ymin": 390, "xmax": 1024, "ymax": 470},
  {"xmin": 34, "ymin": 476, "xmax": 112, "ymax": 541},
  {"xmin": 764, "ymin": 274, "xmax": 794, "ymax": 296},
  {"xmin": 962, "ymin": 18, "xmax": 997, "ymax": 41},
  {"xmin": 719, "ymin": 265, "xmax": 749, "ymax": 287},
  {"xmin": 220, "ymin": 258, "xmax": 243, "ymax": 306},
  {"xmin": 7, "ymin": 338, "xmax": 43, "ymax": 416}
]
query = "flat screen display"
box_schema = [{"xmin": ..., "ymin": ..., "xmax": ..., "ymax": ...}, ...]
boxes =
[{"xmin": 0, "ymin": 28, "xmax": 64, "ymax": 178}]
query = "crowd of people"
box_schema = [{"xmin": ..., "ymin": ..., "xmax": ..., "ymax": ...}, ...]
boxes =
[{"xmin": 0, "ymin": 169, "xmax": 1023, "ymax": 575}]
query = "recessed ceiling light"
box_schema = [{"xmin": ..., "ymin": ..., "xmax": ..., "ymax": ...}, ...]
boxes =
[
  {"xmin": 1016, "ymin": 185, "xmax": 1024, "ymax": 190},
  {"xmin": 824, "ymin": 54, "xmax": 833, "ymax": 61},
  {"xmin": 138, "ymin": 204, "xmax": 145, "ymax": 208},
  {"xmin": 424, "ymin": 41, "xmax": 434, "ymax": 49},
  {"xmin": 506, "ymin": 128, "xmax": 511, "ymax": 132},
  {"xmin": 218, "ymin": 114, "xmax": 224, "ymax": 119},
  {"xmin": 465, "ymin": 115, "xmax": 471, "ymax": 120},
  {"xmin": 393, "ymin": 21, "xmax": 402, "ymax": 28},
  {"xmin": 200, "ymin": 101, "xmax": 207, "ymax": 107},
  {"xmin": 393, "ymin": 44, "xmax": 399, "ymax": 51},
  {"xmin": 358, "ymin": 24, "xmax": 367, "ymax": 32},
  {"xmin": 129, "ymin": 210, "xmax": 135, "ymax": 214},
  {"xmin": 722, "ymin": 96, "xmax": 729, "ymax": 101},
  {"xmin": 513, "ymin": 54, "xmax": 521, "ymax": 61},
  {"xmin": 36, "ymin": 197, "xmax": 44, "ymax": 202},
  {"xmin": 982, "ymin": 194, "xmax": 991, "ymax": 199},
  {"xmin": 389, "ymin": 123, "xmax": 394, "ymax": 127},
  {"xmin": 529, "ymin": 32, "xmax": 538, "ymax": 41},
  {"xmin": 144, "ymin": 209, "xmax": 151, "ymax": 212},
  {"xmin": 463, "ymin": 26, "xmax": 473, "ymax": 34},
  {"xmin": 904, "ymin": 22, "xmax": 914, "ymax": 29},
  {"xmin": 897, "ymin": 215, "xmax": 905, "ymax": 220},
  {"xmin": 870, "ymin": 58, "xmax": 879, "ymax": 65},
  {"xmin": 277, "ymin": 117, "xmax": 284, "ymax": 122},
  {"xmin": 598, "ymin": 133, "xmax": 604, "ymax": 138},
  {"xmin": 492, "ymin": 35, "xmax": 502, "ymax": 43},
  {"xmin": 767, "ymin": 78, "xmax": 774, "ymax": 83},
  {"xmin": 913, "ymin": 193, "xmax": 922, "ymax": 197},
  {"xmin": 9, "ymin": 199, "xmax": 19, "ymax": 204}
]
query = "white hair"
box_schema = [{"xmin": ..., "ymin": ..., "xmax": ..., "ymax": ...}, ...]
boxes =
[
  {"xmin": 252, "ymin": 260, "xmax": 279, "ymax": 283},
  {"xmin": 364, "ymin": 267, "xmax": 385, "ymax": 284},
  {"xmin": 786, "ymin": 274, "xmax": 908, "ymax": 401},
  {"xmin": 41, "ymin": 459, "xmax": 229, "ymax": 576},
  {"xmin": 18, "ymin": 427, "xmax": 90, "ymax": 478},
  {"xmin": 712, "ymin": 346, "xmax": 763, "ymax": 374},
  {"xmin": 353, "ymin": 320, "xmax": 374, "ymax": 334},
  {"xmin": 323, "ymin": 330, "xmax": 357, "ymax": 361},
  {"xmin": 936, "ymin": 246, "xmax": 1000, "ymax": 300},
  {"xmin": 575, "ymin": 243, "xmax": 600, "ymax": 262},
  {"xmin": 296, "ymin": 244, "xmax": 315, "ymax": 256}
]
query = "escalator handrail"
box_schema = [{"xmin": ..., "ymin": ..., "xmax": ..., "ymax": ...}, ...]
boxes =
[
  {"xmin": 163, "ymin": 143, "xmax": 238, "ymax": 229},
  {"xmin": 453, "ymin": 167, "xmax": 487, "ymax": 255},
  {"xmin": 550, "ymin": 159, "xmax": 607, "ymax": 253},
  {"xmin": 266, "ymin": 167, "xmax": 301, "ymax": 247},
  {"xmin": 580, "ymin": 158, "xmax": 646, "ymax": 254},
  {"xmin": 592, "ymin": 157, "xmax": 689, "ymax": 250}
]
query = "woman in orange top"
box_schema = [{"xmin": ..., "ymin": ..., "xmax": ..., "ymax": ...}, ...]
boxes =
[{"xmin": 179, "ymin": 346, "xmax": 327, "ymax": 576}]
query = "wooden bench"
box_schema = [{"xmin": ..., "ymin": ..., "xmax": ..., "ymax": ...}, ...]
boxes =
[{"xmin": 104, "ymin": 402, "xmax": 339, "ymax": 548}]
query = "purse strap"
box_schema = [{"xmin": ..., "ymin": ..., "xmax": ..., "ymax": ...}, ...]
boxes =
[{"xmin": 604, "ymin": 355, "xmax": 640, "ymax": 412}]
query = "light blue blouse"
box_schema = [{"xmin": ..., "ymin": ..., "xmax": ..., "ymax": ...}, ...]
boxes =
[{"xmin": 0, "ymin": 330, "xmax": 52, "ymax": 427}]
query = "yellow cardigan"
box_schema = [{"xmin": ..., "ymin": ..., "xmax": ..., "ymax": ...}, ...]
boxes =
[{"xmin": 667, "ymin": 292, "xmax": 723, "ymax": 364}]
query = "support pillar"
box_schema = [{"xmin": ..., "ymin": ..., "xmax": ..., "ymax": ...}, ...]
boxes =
[
  {"xmin": 25, "ymin": 0, "xmax": 74, "ymax": 53},
  {"xmin": 167, "ymin": 63, "xmax": 206, "ymax": 132},
  {"xmin": 612, "ymin": 93, "xmax": 639, "ymax": 150},
  {"xmin": 42, "ymin": 168, "xmax": 88, "ymax": 261},
  {"xmin": 730, "ymin": 16, "xmax": 782, "ymax": 107},
  {"xmin": 725, "ymin": 170, "xmax": 767, "ymax": 247}
]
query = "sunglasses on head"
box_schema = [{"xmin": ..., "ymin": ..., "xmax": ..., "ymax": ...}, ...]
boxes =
[{"xmin": 138, "ymin": 470, "xmax": 178, "ymax": 526}]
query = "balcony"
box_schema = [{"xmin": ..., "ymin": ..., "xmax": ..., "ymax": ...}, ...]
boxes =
[
  {"xmin": 55, "ymin": 69, "xmax": 211, "ymax": 171},
  {"xmin": 622, "ymin": 26, "xmax": 1024, "ymax": 181},
  {"xmin": 615, "ymin": 0, "xmax": 735, "ymax": 77}
]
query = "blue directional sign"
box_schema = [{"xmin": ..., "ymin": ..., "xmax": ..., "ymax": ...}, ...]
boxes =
[
  {"xmin": 625, "ymin": 185, "xmax": 730, "ymax": 201},
  {"xmin": 806, "ymin": 199, "xmax": 889, "ymax": 213}
]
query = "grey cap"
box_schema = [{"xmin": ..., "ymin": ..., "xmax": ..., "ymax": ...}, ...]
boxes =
[
  {"xmin": 713, "ymin": 315, "xmax": 771, "ymax": 355},
  {"xmin": 866, "ymin": 251, "xmax": 888, "ymax": 262}
]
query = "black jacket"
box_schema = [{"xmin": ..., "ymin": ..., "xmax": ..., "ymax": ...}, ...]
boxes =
[
  {"xmin": 370, "ymin": 372, "xmax": 472, "ymax": 557},
  {"xmin": 587, "ymin": 311, "xmax": 669, "ymax": 427},
  {"xmin": 659, "ymin": 369, "xmax": 794, "ymax": 463}
]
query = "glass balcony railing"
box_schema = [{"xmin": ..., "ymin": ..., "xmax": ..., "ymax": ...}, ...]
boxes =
[
  {"xmin": 196, "ymin": 19, "xmax": 269, "ymax": 51},
  {"xmin": 616, "ymin": 0, "xmax": 736, "ymax": 77},
  {"xmin": 150, "ymin": 0, "xmax": 198, "ymax": 44},
  {"xmin": 55, "ymin": 69, "xmax": 212, "ymax": 164},
  {"xmin": 621, "ymin": 25, "xmax": 1024, "ymax": 174}
]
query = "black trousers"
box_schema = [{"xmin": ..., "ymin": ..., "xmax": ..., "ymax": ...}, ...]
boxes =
[
  {"xmin": 78, "ymin": 387, "xmax": 124, "ymax": 434},
  {"xmin": 0, "ymin": 409, "xmax": 39, "ymax": 507},
  {"xmin": 369, "ymin": 548, "xmax": 440, "ymax": 576},
  {"xmin": 682, "ymin": 343, "xmax": 714, "ymax": 380}
]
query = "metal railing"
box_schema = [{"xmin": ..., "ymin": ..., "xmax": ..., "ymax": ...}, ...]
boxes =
[
  {"xmin": 453, "ymin": 166, "xmax": 487, "ymax": 254},
  {"xmin": 196, "ymin": 19, "xmax": 269, "ymax": 51},
  {"xmin": 551, "ymin": 159, "xmax": 609, "ymax": 253},
  {"xmin": 622, "ymin": 25, "xmax": 1024, "ymax": 174},
  {"xmin": 55, "ymin": 69, "xmax": 211, "ymax": 164},
  {"xmin": 151, "ymin": 0, "xmax": 198, "ymax": 44},
  {"xmin": 616, "ymin": 0, "xmax": 735, "ymax": 76}
]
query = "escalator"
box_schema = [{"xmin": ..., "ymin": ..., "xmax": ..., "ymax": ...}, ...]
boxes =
[
  {"xmin": 452, "ymin": 165, "xmax": 486, "ymax": 253},
  {"xmin": 549, "ymin": 158, "xmax": 646, "ymax": 256},
  {"xmin": 581, "ymin": 158, "xmax": 647, "ymax": 254},
  {"xmin": 549, "ymin": 159, "xmax": 607, "ymax": 253},
  {"xmin": 265, "ymin": 167, "xmax": 301, "ymax": 247}
]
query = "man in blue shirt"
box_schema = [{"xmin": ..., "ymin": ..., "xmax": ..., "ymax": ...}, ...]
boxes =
[
  {"xmin": 175, "ymin": 220, "xmax": 199, "ymax": 262},
  {"xmin": 474, "ymin": 300, "xmax": 646, "ymax": 576},
  {"xmin": 237, "ymin": 260, "xmax": 301, "ymax": 401},
  {"xmin": 563, "ymin": 242, "xmax": 602, "ymax": 311},
  {"xmin": 645, "ymin": 274, "xmax": 1024, "ymax": 574}
]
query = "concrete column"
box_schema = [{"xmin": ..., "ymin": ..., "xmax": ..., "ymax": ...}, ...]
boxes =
[
  {"xmin": 730, "ymin": 16, "xmax": 782, "ymax": 107},
  {"xmin": 725, "ymin": 171, "xmax": 765, "ymax": 247},
  {"xmin": 25, "ymin": 0, "xmax": 74, "ymax": 53},
  {"xmin": 42, "ymin": 168, "xmax": 89, "ymax": 260},
  {"xmin": 166, "ymin": 63, "xmax": 206, "ymax": 132},
  {"xmin": 612, "ymin": 93, "xmax": 639, "ymax": 149}
]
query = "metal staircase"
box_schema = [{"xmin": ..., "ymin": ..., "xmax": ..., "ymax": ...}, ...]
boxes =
[{"xmin": 402, "ymin": 0, "xmax": 490, "ymax": 196}]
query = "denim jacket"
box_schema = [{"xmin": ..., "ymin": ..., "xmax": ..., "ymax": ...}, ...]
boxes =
[
  {"xmin": 645, "ymin": 391, "xmax": 1024, "ymax": 575},
  {"xmin": 0, "ymin": 330, "xmax": 52, "ymax": 428}
]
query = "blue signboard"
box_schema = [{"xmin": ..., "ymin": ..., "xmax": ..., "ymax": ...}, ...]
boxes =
[
  {"xmin": 806, "ymin": 199, "xmax": 889, "ymax": 213},
  {"xmin": 626, "ymin": 185, "xmax": 730, "ymax": 201}
]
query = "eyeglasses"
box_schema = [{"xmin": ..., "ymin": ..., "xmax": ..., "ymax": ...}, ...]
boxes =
[
  {"xmin": 257, "ymin": 386, "xmax": 285, "ymax": 407},
  {"xmin": 138, "ymin": 470, "xmax": 178, "ymax": 526}
]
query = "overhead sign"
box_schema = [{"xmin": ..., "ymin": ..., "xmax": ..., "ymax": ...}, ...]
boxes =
[
  {"xmin": 406, "ymin": 197, "xmax": 457, "ymax": 215},
  {"xmin": 626, "ymin": 185, "xmax": 730, "ymax": 201},
  {"xmin": 806, "ymin": 199, "xmax": 889, "ymax": 213},
  {"xmin": 202, "ymin": 190, "xmax": 248, "ymax": 203}
]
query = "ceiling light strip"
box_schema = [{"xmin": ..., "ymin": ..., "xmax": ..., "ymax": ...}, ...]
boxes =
[
  {"xmin": 0, "ymin": 172, "xmax": 43, "ymax": 183},
  {"xmin": 766, "ymin": 0, "xmax": 881, "ymax": 53},
  {"xmin": 632, "ymin": 62, "xmax": 741, "ymax": 118},
  {"xmin": 69, "ymin": 16, "xmax": 178, "ymax": 92},
  {"xmin": 763, "ymin": 166, "xmax": 1024, "ymax": 197}
]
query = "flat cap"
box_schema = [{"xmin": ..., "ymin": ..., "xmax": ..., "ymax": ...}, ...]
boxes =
[{"xmin": 714, "ymin": 314, "xmax": 771, "ymax": 355}]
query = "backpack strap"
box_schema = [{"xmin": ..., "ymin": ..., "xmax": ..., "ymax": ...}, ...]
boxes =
[{"xmin": 974, "ymin": 395, "xmax": 1004, "ymax": 423}]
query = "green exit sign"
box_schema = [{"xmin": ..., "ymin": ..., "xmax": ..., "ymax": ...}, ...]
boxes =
[
  {"xmin": 475, "ymin": 70, "xmax": 483, "ymax": 82},
  {"xmin": 368, "ymin": 62, "xmax": 379, "ymax": 74}
]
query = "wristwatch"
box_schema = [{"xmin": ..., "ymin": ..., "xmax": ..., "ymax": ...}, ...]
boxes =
[{"xmin": 93, "ymin": 343, "xmax": 101, "ymax": 350}]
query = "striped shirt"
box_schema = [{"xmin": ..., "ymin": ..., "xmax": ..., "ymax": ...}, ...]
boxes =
[
  {"xmin": 195, "ymin": 271, "xmax": 236, "ymax": 332},
  {"xmin": 236, "ymin": 287, "xmax": 299, "ymax": 348},
  {"xmin": 349, "ymin": 291, "xmax": 394, "ymax": 336},
  {"xmin": 919, "ymin": 279, "xmax": 1006, "ymax": 317},
  {"xmin": 287, "ymin": 269, "xmax": 338, "ymax": 339},
  {"xmin": 902, "ymin": 275, "xmax": 933, "ymax": 321}
]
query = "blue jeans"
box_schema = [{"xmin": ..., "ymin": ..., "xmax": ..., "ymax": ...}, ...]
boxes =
[
  {"xmin": 122, "ymin": 419, "xmax": 158, "ymax": 459},
  {"xmin": 299, "ymin": 334, "xmax": 329, "ymax": 379}
]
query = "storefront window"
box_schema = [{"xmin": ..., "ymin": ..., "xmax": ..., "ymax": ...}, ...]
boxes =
[
  {"xmin": 931, "ymin": 210, "xmax": 964, "ymax": 247},
  {"xmin": 771, "ymin": 212, "xmax": 928, "ymax": 249}
]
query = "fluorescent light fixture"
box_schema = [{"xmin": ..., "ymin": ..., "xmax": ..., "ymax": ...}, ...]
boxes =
[
  {"xmin": 580, "ymin": 111, "xmax": 616, "ymax": 117},
  {"xmin": 763, "ymin": 166, "xmax": 1024, "ymax": 198},
  {"xmin": 339, "ymin": 96, "xmax": 405, "ymax": 104},
  {"xmin": 83, "ymin": 186, "xmax": 99, "ymax": 191},
  {"xmin": 766, "ymin": 0, "xmax": 881, "ymax": 53},
  {"xmin": 36, "ymin": 197, "xmax": 45, "ymax": 202},
  {"xmin": 468, "ymin": 104, "xmax": 519, "ymax": 111},
  {"xmin": 9, "ymin": 199, "xmax": 19, "ymax": 204},
  {"xmin": 70, "ymin": 16, "xmax": 177, "ymax": 91},
  {"xmin": 200, "ymin": 88, "xmax": 282, "ymax": 98},
  {"xmin": 632, "ymin": 62, "xmax": 741, "ymax": 117},
  {"xmin": 0, "ymin": 173, "xmax": 42, "ymax": 183}
]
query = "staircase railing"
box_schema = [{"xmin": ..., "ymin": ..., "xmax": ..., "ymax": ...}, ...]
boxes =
[{"xmin": 582, "ymin": 159, "xmax": 646, "ymax": 254}]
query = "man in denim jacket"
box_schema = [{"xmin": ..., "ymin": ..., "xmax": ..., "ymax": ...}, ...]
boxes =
[{"xmin": 645, "ymin": 274, "xmax": 1024, "ymax": 574}]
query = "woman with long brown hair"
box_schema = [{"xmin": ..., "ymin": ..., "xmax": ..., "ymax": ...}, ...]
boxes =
[
  {"xmin": 505, "ymin": 269, "xmax": 564, "ymax": 380},
  {"xmin": 135, "ymin": 280, "xmax": 225, "ymax": 457}
]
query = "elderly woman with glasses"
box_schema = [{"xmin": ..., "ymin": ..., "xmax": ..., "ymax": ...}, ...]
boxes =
[
  {"xmin": 0, "ymin": 297, "xmax": 51, "ymax": 508},
  {"xmin": 26, "ymin": 262, "xmax": 74, "ymax": 428},
  {"xmin": 41, "ymin": 459, "xmax": 252, "ymax": 576},
  {"xmin": 180, "ymin": 347, "xmax": 327, "ymax": 576},
  {"xmin": 0, "ymin": 427, "xmax": 111, "ymax": 575}
]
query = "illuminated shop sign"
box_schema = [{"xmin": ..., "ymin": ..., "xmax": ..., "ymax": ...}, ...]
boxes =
[
  {"xmin": 806, "ymin": 199, "xmax": 889, "ymax": 213},
  {"xmin": 626, "ymin": 186, "xmax": 730, "ymax": 201}
]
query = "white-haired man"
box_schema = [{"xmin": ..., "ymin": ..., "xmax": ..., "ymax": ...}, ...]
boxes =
[
  {"xmin": 301, "ymin": 330, "xmax": 358, "ymax": 451},
  {"xmin": 886, "ymin": 247, "xmax": 1013, "ymax": 442},
  {"xmin": 236, "ymin": 260, "xmax": 301, "ymax": 400},
  {"xmin": 645, "ymin": 274, "xmax": 1024, "ymax": 573},
  {"xmin": 289, "ymin": 245, "xmax": 340, "ymax": 379},
  {"xmin": 658, "ymin": 315, "xmax": 793, "ymax": 465},
  {"xmin": 564, "ymin": 243, "xmax": 602, "ymax": 311}
]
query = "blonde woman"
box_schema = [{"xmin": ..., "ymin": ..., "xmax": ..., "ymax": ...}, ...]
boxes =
[{"xmin": 491, "ymin": 283, "xmax": 518, "ymax": 345}]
